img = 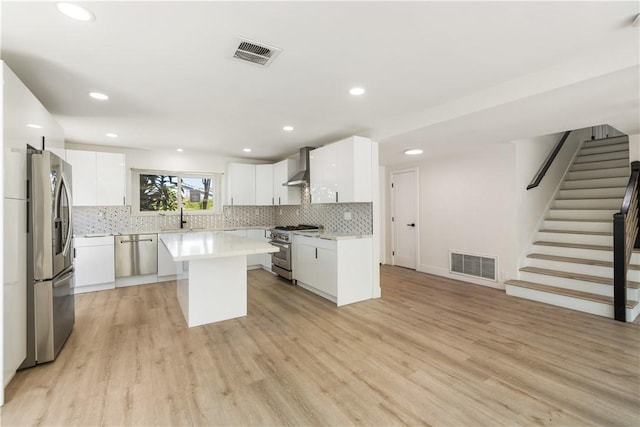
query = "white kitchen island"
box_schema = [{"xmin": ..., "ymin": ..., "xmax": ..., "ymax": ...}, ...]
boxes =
[{"xmin": 159, "ymin": 231, "xmax": 278, "ymax": 327}]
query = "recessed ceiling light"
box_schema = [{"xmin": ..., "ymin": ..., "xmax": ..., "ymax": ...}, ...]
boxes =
[
  {"xmin": 282, "ymin": 126, "xmax": 294, "ymax": 132},
  {"xmin": 105, "ymin": 133, "xmax": 118, "ymax": 138},
  {"xmin": 243, "ymin": 148, "xmax": 252, "ymax": 153},
  {"xmin": 56, "ymin": 2, "xmax": 95, "ymax": 22},
  {"xmin": 26, "ymin": 123, "xmax": 43, "ymax": 129},
  {"xmin": 349, "ymin": 87, "xmax": 365, "ymax": 96},
  {"xmin": 176, "ymin": 148, "xmax": 183, "ymax": 152},
  {"xmin": 89, "ymin": 92, "xmax": 109, "ymax": 100},
  {"xmin": 404, "ymin": 149, "xmax": 424, "ymax": 155}
]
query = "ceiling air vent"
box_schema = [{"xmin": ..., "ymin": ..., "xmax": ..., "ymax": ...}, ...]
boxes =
[{"xmin": 233, "ymin": 37, "xmax": 282, "ymax": 67}]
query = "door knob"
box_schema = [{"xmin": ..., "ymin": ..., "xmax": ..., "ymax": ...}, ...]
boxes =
[{"xmin": 407, "ymin": 223, "xmax": 415, "ymax": 227}]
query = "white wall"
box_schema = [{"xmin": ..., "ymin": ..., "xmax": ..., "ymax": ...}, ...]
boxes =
[
  {"xmin": 629, "ymin": 133, "xmax": 640, "ymax": 162},
  {"xmin": 0, "ymin": 59, "xmax": 4, "ymax": 408},
  {"xmin": 419, "ymin": 143, "xmax": 518, "ymax": 288},
  {"xmin": 513, "ymin": 128, "xmax": 587, "ymax": 262}
]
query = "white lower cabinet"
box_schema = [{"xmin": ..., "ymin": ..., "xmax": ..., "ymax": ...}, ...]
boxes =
[
  {"xmin": 293, "ymin": 235, "xmax": 373, "ymax": 306},
  {"xmin": 73, "ymin": 236, "xmax": 115, "ymax": 293},
  {"xmin": 158, "ymin": 240, "xmax": 184, "ymax": 278}
]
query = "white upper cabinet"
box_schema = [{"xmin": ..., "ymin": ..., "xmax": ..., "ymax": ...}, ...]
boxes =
[
  {"xmin": 273, "ymin": 159, "xmax": 301, "ymax": 205},
  {"xmin": 255, "ymin": 164, "xmax": 274, "ymax": 206},
  {"xmin": 226, "ymin": 163, "xmax": 256, "ymax": 206},
  {"xmin": 226, "ymin": 160, "xmax": 301, "ymax": 206},
  {"xmin": 3, "ymin": 63, "xmax": 65, "ymax": 200},
  {"xmin": 65, "ymin": 150, "xmax": 126, "ymax": 206},
  {"xmin": 310, "ymin": 136, "xmax": 373, "ymax": 204},
  {"xmin": 96, "ymin": 152, "xmax": 126, "ymax": 206}
]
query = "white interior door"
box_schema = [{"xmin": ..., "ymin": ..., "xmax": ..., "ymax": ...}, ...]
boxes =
[{"xmin": 392, "ymin": 170, "xmax": 417, "ymax": 269}]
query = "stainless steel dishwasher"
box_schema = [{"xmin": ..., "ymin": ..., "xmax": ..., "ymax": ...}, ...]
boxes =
[{"xmin": 115, "ymin": 234, "xmax": 158, "ymax": 277}]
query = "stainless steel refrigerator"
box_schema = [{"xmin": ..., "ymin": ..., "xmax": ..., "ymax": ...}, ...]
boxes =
[{"xmin": 20, "ymin": 149, "xmax": 75, "ymax": 368}]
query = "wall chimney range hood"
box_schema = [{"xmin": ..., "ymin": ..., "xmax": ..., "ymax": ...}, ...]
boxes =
[{"xmin": 284, "ymin": 147, "xmax": 314, "ymax": 186}]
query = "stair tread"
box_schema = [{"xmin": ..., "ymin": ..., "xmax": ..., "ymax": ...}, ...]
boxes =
[
  {"xmin": 560, "ymin": 186, "xmax": 627, "ymax": 190},
  {"xmin": 555, "ymin": 197, "xmax": 622, "ymax": 201},
  {"xmin": 545, "ymin": 218, "xmax": 611, "ymax": 223},
  {"xmin": 538, "ymin": 229, "xmax": 612, "ymax": 236},
  {"xmin": 577, "ymin": 149, "xmax": 629, "ymax": 157},
  {"xmin": 527, "ymin": 253, "xmax": 640, "ymax": 270},
  {"xmin": 519, "ymin": 266, "xmax": 640, "ymax": 288},
  {"xmin": 505, "ymin": 279, "xmax": 638, "ymax": 308},
  {"xmin": 550, "ymin": 208, "xmax": 618, "ymax": 211},
  {"xmin": 534, "ymin": 241, "xmax": 613, "ymax": 251},
  {"xmin": 564, "ymin": 177, "xmax": 629, "ymax": 182},
  {"xmin": 572, "ymin": 158, "xmax": 629, "ymax": 166}
]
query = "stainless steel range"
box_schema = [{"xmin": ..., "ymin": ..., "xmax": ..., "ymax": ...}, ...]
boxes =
[{"xmin": 270, "ymin": 225, "xmax": 319, "ymax": 280}]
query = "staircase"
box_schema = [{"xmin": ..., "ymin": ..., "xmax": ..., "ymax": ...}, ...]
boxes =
[{"xmin": 506, "ymin": 135, "xmax": 640, "ymax": 322}]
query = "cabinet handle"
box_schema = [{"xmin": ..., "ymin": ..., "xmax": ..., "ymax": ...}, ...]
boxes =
[
  {"xmin": 310, "ymin": 194, "xmax": 312, "ymax": 204},
  {"xmin": 272, "ymin": 197, "xmax": 274, "ymax": 205},
  {"xmin": 315, "ymin": 247, "xmax": 318, "ymax": 259},
  {"xmin": 279, "ymin": 196, "xmax": 281, "ymax": 205},
  {"xmin": 336, "ymin": 192, "xmax": 339, "ymax": 203},
  {"xmin": 231, "ymin": 197, "xmax": 234, "ymax": 206},
  {"xmin": 123, "ymin": 196, "xmax": 125, "ymax": 206}
]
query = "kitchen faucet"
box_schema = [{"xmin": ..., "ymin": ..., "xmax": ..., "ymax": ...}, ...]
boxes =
[{"xmin": 180, "ymin": 207, "xmax": 187, "ymax": 229}]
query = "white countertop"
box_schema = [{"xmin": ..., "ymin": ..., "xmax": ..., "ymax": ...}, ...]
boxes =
[
  {"xmin": 292, "ymin": 230, "xmax": 373, "ymax": 240},
  {"xmin": 160, "ymin": 231, "xmax": 278, "ymax": 261}
]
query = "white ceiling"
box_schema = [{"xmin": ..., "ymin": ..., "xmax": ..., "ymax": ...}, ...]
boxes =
[{"xmin": 2, "ymin": 1, "xmax": 639, "ymax": 166}]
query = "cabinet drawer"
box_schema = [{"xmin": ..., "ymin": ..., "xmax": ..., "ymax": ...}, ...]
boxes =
[
  {"xmin": 293, "ymin": 234, "xmax": 336, "ymax": 251},
  {"xmin": 74, "ymin": 236, "xmax": 114, "ymax": 247}
]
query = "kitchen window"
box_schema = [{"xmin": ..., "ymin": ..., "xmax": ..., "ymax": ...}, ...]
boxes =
[{"xmin": 133, "ymin": 170, "xmax": 222, "ymax": 214}]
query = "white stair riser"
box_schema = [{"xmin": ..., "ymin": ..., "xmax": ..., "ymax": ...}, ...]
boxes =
[
  {"xmin": 525, "ymin": 258, "xmax": 640, "ymax": 284},
  {"xmin": 553, "ymin": 199, "xmax": 621, "ymax": 209},
  {"xmin": 519, "ymin": 270, "xmax": 614, "ymax": 295},
  {"xmin": 547, "ymin": 209, "xmax": 617, "ymax": 220},
  {"xmin": 558, "ymin": 187, "xmax": 626, "ymax": 199},
  {"xmin": 536, "ymin": 231, "xmax": 611, "ymax": 246},
  {"xmin": 562, "ymin": 177, "xmax": 629, "ymax": 189},
  {"xmin": 506, "ymin": 285, "xmax": 616, "ymax": 318},
  {"xmin": 580, "ymin": 143, "xmax": 629, "ymax": 156},
  {"xmin": 566, "ymin": 167, "xmax": 629, "ymax": 180},
  {"xmin": 627, "ymin": 304, "xmax": 640, "ymax": 322},
  {"xmin": 571, "ymin": 159, "xmax": 629, "ymax": 171},
  {"xmin": 542, "ymin": 220, "xmax": 612, "ymax": 233},
  {"xmin": 507, "ymin": 285, "xmax": 639, "ymax": 322},
  {"xmin": 582, "ymin": 136, "xmax": 629, "ymax": 149},
  {"xmin": 531, "ymin": 244, "xmax": 612, "ymax": 261},
  {"xmin": 574, "ymin": 151, "xmax": 628, "ymax": 164}
]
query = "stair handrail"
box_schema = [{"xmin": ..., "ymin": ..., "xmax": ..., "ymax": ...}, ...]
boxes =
[
  {"xmin": 612, "ymin": 161, "xmax": 640, "ymax": 322},
  {"xmin": 527, "ymin": 131, "xmax": 572, "ymax": 190}
]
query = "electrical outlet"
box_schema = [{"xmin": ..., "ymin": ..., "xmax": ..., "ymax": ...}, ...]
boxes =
[
  {"xmin": 344, "ymin": 212, "xmax": 352, "ymax": 220},
  {"xmin": 295, "ymin": 209, "xmax": 299, "ymax": 216}
]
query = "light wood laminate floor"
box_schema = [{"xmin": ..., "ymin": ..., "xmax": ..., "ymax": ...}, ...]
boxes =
[{"xmin": 2, "ymin": 266, "xmax": 639, "ymax": 426}]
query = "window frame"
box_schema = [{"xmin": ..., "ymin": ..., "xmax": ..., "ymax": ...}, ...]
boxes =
[{"xmin": 132, "ymin": 169, "xmax": 223, "ymax": 215}]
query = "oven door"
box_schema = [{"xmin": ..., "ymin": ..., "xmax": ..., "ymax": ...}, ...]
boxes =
[{"xmin": 270, "ymin": 241, "xmax": 291, "ymax": 270}]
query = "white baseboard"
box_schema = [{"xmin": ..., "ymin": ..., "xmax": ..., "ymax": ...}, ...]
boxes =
[{"xmin": 417, "ymin": 264, "xmax": 506, "ymax": 290}]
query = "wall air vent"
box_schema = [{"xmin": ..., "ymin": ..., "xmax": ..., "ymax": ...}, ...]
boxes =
[
  {"xmin": 450, "ymin": 251, "xmax": 497, "ymax": 281},
  {"xmin": 233, "ymin": 37, "xmax": 282, "ymax": 67}
]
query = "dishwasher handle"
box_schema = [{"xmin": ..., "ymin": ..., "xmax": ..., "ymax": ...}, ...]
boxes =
[{"xmin": 119, "ymin": 238, "xmax": 154, "ymax": 243}]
